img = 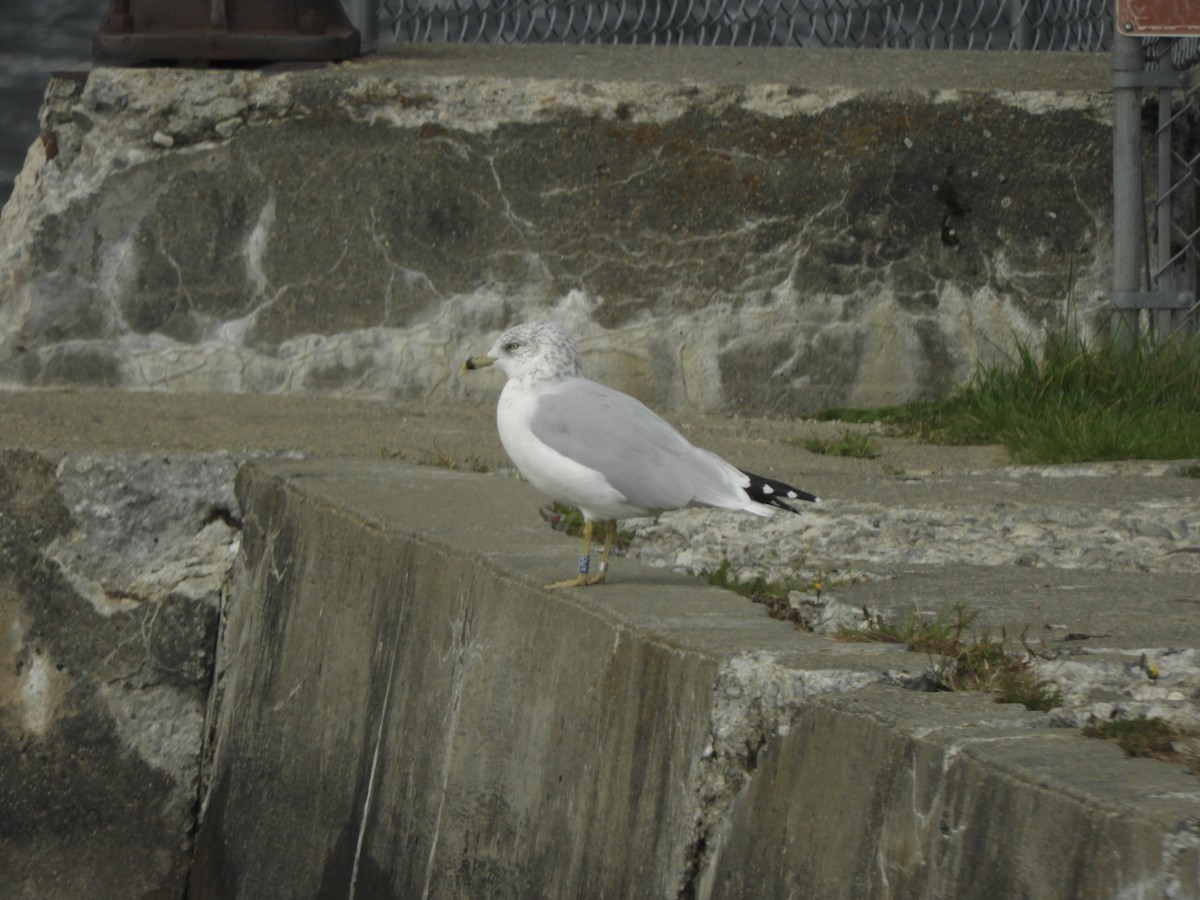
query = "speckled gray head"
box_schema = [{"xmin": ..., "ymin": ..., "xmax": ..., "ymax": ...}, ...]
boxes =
[{"xmin": 462, "ymin": 321, "xmax": 583, "ymax": 382}]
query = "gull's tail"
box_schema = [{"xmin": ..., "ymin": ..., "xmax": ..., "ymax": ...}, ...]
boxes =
[{"xmin": 739, "ymin": 469, "xmax": 819, "ymax": 514}]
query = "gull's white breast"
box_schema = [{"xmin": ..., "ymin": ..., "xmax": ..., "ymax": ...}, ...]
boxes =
[{"xmin": 497, "ymin": 381, "xmax": 645, "ymax": 520}]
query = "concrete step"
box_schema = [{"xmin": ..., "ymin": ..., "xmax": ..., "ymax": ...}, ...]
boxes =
[{"xmin": 191, "ymin": 457, "xmax": 1200, "ymax": 899}]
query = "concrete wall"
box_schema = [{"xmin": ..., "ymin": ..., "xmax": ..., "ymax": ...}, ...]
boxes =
[
  {"xmin": 0, "ymin": 449, "xmax": 238, "ymax": 900},
  {"xmin": 190, "ymin": 459, "xmax": 1200, "ymax": 899},
  {"xmin": 0, "ymin": 45, "xmax": 1113, "ymax": 414}
]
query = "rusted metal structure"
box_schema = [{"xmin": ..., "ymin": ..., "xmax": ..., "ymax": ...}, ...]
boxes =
[
  {"xmin": 1117, "ymin": 0, "xmax": 1200, "ymax": 37},
  {"xmin": 93, "ymin": 0, "xmax": 360, "ymax": 64}
]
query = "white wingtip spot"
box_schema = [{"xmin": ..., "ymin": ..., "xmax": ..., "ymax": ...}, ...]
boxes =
[{"xmin": 761, "ymin": 484, "xmax": 774, "ymax": 495}]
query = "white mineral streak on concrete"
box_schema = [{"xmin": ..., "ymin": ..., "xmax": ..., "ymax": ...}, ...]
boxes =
[
  {"xmin": 243, "ymin": 195, "xmax": 276, "ymax": 300},
  {"xmin": 741, "ymin": 84, "xmax": 862, "ymax": 117},
  {"xmin": 994, "ymin": 88, "xmax": 1111, "ymax": 121},
  {"xmin": 336, "ymin": 76, "xmax": 858, "ymax": 132},
  {"xmin": 35, "ymin": 273, "xmax": 1014, "ymax": 410},
  {"xmin": 18, "ymin": 649, "xmax": 57, "ymax": 735}
]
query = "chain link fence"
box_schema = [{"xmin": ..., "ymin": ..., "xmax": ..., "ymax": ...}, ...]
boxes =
[
  {"xmin": 378, "ymin": 0, "xmax": 1112, "ymax": 50},
  {"xmin": 1116, "ymin": 34, "xmax": 1200, "ymax": 339},
  {"xmin": 1146, "ymin": 36, "xmax": 1200, "ymax": 71}
]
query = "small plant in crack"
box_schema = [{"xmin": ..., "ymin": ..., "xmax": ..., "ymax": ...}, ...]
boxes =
[
  {"xmin": 699, "ymin": 559, "xmax": 825, "ymax": 627},
  {"xmin": 793, "ymin": 430, "xmax": 880, "ymax": 460},
  {"xmin": 837, "ymin": 604, "xmax": 1063, "ymax": 711},
  {"xmin": 1082, "ymin": 715, "xmax": 1199, "ymax": 769}
]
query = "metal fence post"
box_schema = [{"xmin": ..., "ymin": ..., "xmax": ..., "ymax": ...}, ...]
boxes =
[
  {"xmin": 1112, "ymin": 28, "xmax": 1144, "ymax": 346},
  {"xmin": 1155, "ymin": 52, "xmax": 1176, "ymax": 341}
]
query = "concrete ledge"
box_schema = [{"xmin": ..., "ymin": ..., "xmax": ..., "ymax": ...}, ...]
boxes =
[{"xmin": 192, "ymin": 459, "xmax": 1200, "ymax": 899}]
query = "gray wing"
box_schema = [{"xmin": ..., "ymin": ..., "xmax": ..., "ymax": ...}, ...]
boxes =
[{"xmin": 528, "ymin": 378, "xmax": 740, "ymax": 513}]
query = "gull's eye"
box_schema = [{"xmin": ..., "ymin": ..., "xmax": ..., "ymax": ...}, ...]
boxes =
[{"xmin": 505, "ymin": 341, "xmax": 521, "ymax": 352}]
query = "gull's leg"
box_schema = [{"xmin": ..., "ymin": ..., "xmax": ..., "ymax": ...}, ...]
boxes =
[
  {"xmin": 571, "ymin": 519, "xmax": 617, "ymax": 586},
  {"xmin": 545, "ymin": 518, "xmax": 596, "ymax": 589},
  {"xmin": 589, "ymin": 519, "xmax": 618, "ymax": 585}
]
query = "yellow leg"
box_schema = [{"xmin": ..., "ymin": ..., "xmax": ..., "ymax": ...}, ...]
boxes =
[
  {"xmin": 596, "ymin": 519, "xmax": 617, "ymax": 577},
  {"xmin": 545, "ymin": 518, "xmax": 616, "ymax": 589}
]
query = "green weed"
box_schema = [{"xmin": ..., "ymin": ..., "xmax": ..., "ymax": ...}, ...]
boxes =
[
  {"xmin": 424, "ymin": 447, "xmax": 492, "ymax": 473},
  {"xmin": 795, "ymin": 430, "xmax": 880, "ymax": 460},
  {"xmin": 700, "ymin": 559, "xmax": 823, "ymax": 625},
  {"xmin": 381, "ymin": 443, "xmax": 493, "ymax": 473},
  {"xmin": 815, "ymin": 331, "xmax": 1200, "ymax": 465},
  {"xmin": 1083, "ymin": 716, "xmax": 1198, "ymax": 767},
  {"xmin": 838, "ymin": 603, "xmax": 975, "ymax": 655},
  {"xmin": 838, "ymin": 604, "xmax": 1063, "ymax": 711}
]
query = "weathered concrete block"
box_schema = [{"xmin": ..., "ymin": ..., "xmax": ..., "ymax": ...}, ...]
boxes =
[
  {"xmin": 0, "ymin": 450, "xmax": 239, "ymax": 899},
  {"xmin": 192, "ymin": 462, "xmax": 730, "ymax": 898},
  {"xmin": 705, "ymin": 690, "xmax": 1200, "ymax": 898},
  {"xmin": 0, "ymin": 46, "xmax": 1113, "ymax": 413},
  {"xmin": 192, "ymin": 460, "xmax": 1200, "ymax": 899}
]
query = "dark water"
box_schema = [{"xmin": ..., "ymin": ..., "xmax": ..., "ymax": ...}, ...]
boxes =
[{"xmin": 0, "ymin": 0, "xmax": 100, "ymax": 209}]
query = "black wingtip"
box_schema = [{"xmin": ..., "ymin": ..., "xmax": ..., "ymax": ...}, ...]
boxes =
[{"xmin": 739, "ymin": 469, "xmax": 818, "ymax": 513}]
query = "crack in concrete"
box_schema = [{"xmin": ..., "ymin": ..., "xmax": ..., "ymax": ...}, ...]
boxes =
[{"xmin": 679, "ymin": 654, "xmax": 879, "ymax": 897}]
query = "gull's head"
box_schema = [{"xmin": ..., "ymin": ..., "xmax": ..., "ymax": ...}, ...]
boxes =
[{"xmin": 462, "ymin": 321, "xmax": 583, "ymax": 382}]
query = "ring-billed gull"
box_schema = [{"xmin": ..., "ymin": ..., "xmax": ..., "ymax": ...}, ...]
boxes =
[{"xmin": 462, "ymin": 321, "xmax": 818, "ymax": 588}]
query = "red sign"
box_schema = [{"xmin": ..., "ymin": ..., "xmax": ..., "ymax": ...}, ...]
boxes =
[{"xmin": 1117, "ymin": 0, "xmax": 1200, "ymax": 35}]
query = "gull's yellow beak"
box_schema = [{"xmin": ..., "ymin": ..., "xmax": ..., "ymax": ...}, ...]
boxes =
[{"xmin": 461, "ymin": 354, "xmax": 495, "ymax": 374}]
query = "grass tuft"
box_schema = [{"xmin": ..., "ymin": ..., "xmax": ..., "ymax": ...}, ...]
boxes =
[
  {"xmin": 838, "ymin": 603, "xmax": 975, "ymax": 655},
  {"xmin": 1083, "ymin": 716, "xmax": 1199, "ymax": 767},
  {"xmin": 380, "ymin": 443, "xmax": 493, "ymax": 472},
  {"xmin": 700, "ymin": 560, "xmax": 823, "ymax": 625},
  {"xmin": 794, "ymin": 430, "xmax": 880, "ymax": 459},
  {"xmin": 838, "ymin": 604, "xmax": 1063, "ymax": 711},
  {"xmin": 815, "ymin": 331, "xmax": 1200, "ymax": 465}
]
